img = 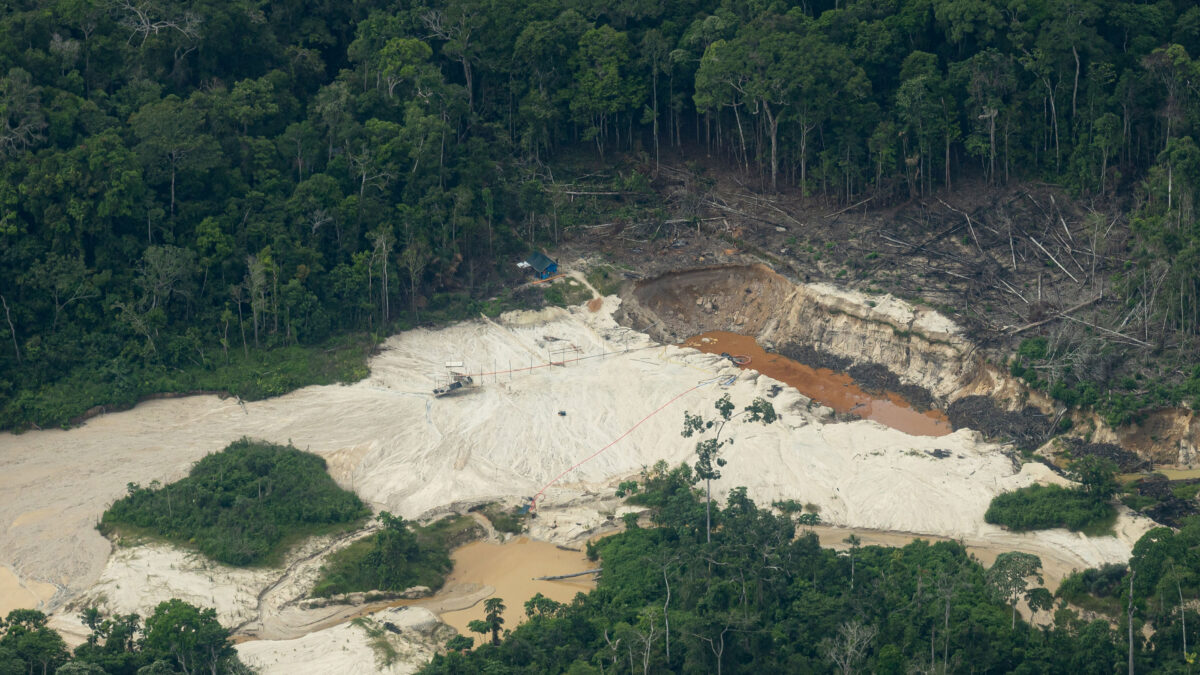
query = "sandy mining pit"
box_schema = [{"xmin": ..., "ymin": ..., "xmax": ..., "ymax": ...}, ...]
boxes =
[
  {"xmin": 0, "ymin": 269, "xmax": 1158, "ymax": 672},
  {"xmin": 617, "ymin": 264, "xmax": 979, "ymax": 403}
]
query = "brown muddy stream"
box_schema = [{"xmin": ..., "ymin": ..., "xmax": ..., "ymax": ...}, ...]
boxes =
[
  {"xmin": 437, "ymin": 537, "xmax": 595, "ymax": 637},
  {"xmin": 682, "ymin": 331, "xmax": 952, "ymax": 437}
]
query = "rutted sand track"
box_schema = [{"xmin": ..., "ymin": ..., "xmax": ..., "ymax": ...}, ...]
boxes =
[{"xmin": 0, "ymin": 278, "xmax": 1157, "ymax": 671}]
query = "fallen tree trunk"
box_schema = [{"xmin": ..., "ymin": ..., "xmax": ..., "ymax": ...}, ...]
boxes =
[
  {"xmin": 1009, "ymin": 295, "xmax": 1102, "ymax": 334},
  {"xmin": 534, "ymin": 568, "xmax": 601, "ymax": 581}
]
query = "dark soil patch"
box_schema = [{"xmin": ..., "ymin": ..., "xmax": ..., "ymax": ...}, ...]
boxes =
[
  {"xmin": 1135, "ymin": 473, "xmax": 1173, "ymax": 499},
  {"xmin": 1138, "ymin": 500, "xmax": 1195, "ymax": 528},
  {"xmin": 947, "ymin": 395, "xmax": 1050, "ymax": 451},
  {"xmin": 1035, "ymin": 455, "xmax": 1070, "ymax": 478},
  {"xmin": 1059, "ymin": 438, "xmax": 1149, "ymax": 472},
  {"xmin": 776, "ymin": 342, "xmax": 851, "ymax": 372},
  {"xmin": 1131, "ymin": 474, "xmax": 1200, "ymax": 527},
  {"xmin": 847, "ymin": 362, "xmax": 936, "ymax": 412}
]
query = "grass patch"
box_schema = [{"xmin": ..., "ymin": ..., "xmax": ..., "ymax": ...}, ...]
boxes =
[
  {"xmin": 99, "ymin": 438, "xmax": 369, "ymax": 566},
  {"xmin": 417, "ymin": 288, "xmax": 543, "ymax": 325},
  {"xmin": 585, "ymin": 265, "xmax": 623, "ymax": 297},
  {"xmin": 311, "ymin": 514, "xmax": 481, "ymax": 598},
  {"xmin": 984, "ymin": 484, "xmax": 1116, "ymax": 535},
  {"xmin": 352, "ymin": 617, "xmax": 400, "ymax": 668},
  {"xmin": 543, "ymin": 277, "xmax": 593, "ymax": 307},
  {"xmin": 476, "ymin": 503, "xmax": 526, "ymax": 534},
  {"xmin": 1121, "ymin": 494, "xmax": 1158, "ymax": 511},
  {"xmin": 1172, "ymin": 482, "xmax": 1200, "ymax": 501}
]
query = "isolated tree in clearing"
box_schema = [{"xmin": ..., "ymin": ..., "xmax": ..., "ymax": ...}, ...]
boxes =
[
  {"xmin": 682, "ymin": 393, "xmax": 777, "ymax": 543},
  {"xmin": 987, "ymin": 552, "xmax": 1045, "ymax": 629},
  {"xmin": 468, "ymin": 597, "xmax": 506, "ymax": 646}
]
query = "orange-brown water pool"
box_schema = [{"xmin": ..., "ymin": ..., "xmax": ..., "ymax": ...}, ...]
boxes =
[{"xmin": 682, "ymin": 331, "xmax": 952, "ymax": 437}]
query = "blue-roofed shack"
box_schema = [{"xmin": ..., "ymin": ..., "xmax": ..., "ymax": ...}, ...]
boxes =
[{"xmin": 524, "ymin": 252, "xmax": 558, "ymax": 279}]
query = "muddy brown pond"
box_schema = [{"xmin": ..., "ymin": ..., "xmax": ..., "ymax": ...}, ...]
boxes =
[
  {"xmin": 437, "ymin": 537, "xmax": 595, "ymax": 637},
  {"xmin": 681, "ymin": 332, "xmax": 952, "ymax": 437}
]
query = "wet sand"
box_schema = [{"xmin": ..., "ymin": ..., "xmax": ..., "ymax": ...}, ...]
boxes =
[
  {"xmin": 682, "ymin": 331, "xmax": 952, "ymax": 437},
  {"xmin": 437, "ymin": 537, "xmax": 595, "ymax": 637},
  {"xmin": 0, "ymin": 566, "xmax": 56, "ymax": 616},
  {"xmin": 808, "ymin": 524, "xmax": 1081, "ymax": 593},
  {"xmin": 1120, "ymin": 467, "xmax": 1200, "ymax": 482}
]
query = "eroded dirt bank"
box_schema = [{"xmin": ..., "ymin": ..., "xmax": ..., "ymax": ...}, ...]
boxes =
[
  {"xmin": 617, "ymin": 264, "xmax": 982, "ymax": 404},
  {"xmin": 616, "ymin": 263, "xmax": 1200, "ymax": 466}
]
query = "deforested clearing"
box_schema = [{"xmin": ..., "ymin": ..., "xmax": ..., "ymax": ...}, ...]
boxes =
[{"xmin": 0, "ymin": 292, "xmax": 1152, "ymax": 631}]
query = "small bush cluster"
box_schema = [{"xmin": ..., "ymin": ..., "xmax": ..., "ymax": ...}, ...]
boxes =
[
  {"xmin": 542, "ymin": 278, "xmax": 593, "ymax": 307},
  {"xmin": 479, "ymin": 503, "xmax": 526, "ymax": 534},
  {"xmin": 984, "ymin": 484, "xmax": 1115, "ymax": 534},
  {"xmin": 311, "ymin": 513, "xmax": 473, "ymax": 597}
]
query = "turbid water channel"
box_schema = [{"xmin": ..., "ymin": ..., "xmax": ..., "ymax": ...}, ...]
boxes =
[
  {"xmin": 437, "ymin": 537, "xmax": 595, "ymax": 636},
  {"xmin": 682, "ymin": 331, "xmax": 952, "ymax": 437}
]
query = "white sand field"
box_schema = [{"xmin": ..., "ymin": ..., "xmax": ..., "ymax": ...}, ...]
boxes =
[{"xmin": 0, "ymin": 291, "xmax": 1156, "ymax": 671}]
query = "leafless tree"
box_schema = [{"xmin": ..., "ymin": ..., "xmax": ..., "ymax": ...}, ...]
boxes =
[
  {"xmin": 1, "ymin": 293, "xmax": 19, "ymax": 363},
  {"xmin": 691, "ymin": 622, "xmax": 731, "ymax": 675},
  {"xmin": 0, "ymin": 69, "xmax": 47, "ymax": 156},
  {"xmin": 308, "ymin": 209, "xmax": 334, "ymax": 237},
  {"xmin": 111, "ymin": 0, "xmax": 201, "ymax": 47},
  {"xmin": 819, "ymin": 620, "xmax": 878, "ymax": 675},
  {"xmin": 244, "ymin": 255, "xmax": 267, "ymax": 347},
  {"xmin": 348, "ymin": 146, "xmax": 392, "ymax": 199},
  {"xmin": 420, "ymin": 8, "xmax": 477, "ymax": 112}
]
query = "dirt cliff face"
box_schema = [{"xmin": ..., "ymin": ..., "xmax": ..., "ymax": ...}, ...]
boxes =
[
  {"xmin": 1099, "ymin": 409, "xmax": 1200, "ymax": 466},
  {"xmin": 617, "ymin": 264, "xmax": 983, "ymax": 402}
]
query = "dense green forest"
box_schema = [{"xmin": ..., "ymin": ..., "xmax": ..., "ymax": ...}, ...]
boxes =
[
  {"xmin": 419, "ymin": 462, "xmax": 1200, "ymax": 674},
  {"xmin": 1, "ymin": 599, "xmax": 248, "ymax": 675},
  {"xmin": 3, "ymin": 0, "xmax": 1200, "ymax": 428},
  {"xmin": 100, "ymin": 438, "xmax": 369, "ymax": 565}
]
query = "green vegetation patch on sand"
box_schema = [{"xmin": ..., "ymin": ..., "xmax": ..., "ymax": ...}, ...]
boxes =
[
  {"xmin": 100, "ymin": 438, "xmax": 369, "ymax": 566},
  {"xmin": 985, "ymin": 484, "xmax": 1116, "ymax": 535},
  {"xmin": 475, "ymin": 503, "xmax": 526, "ymax": 534},
  {"xmin": 311, "ymin": 513, "xmax": 482, "ymax": 598}
]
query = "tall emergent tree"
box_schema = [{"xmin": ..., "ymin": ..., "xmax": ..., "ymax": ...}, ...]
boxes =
[
  {"xmin": 468, "ymin": 597, "xmax": 506, "ymax": 646},
  {"xmin": 987, "ymin": 552, "xmax": 1045, "ymax": 629},
  {"xmin": 681, "ymin": 393, "xmax": 776, "ymax": 543}
]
